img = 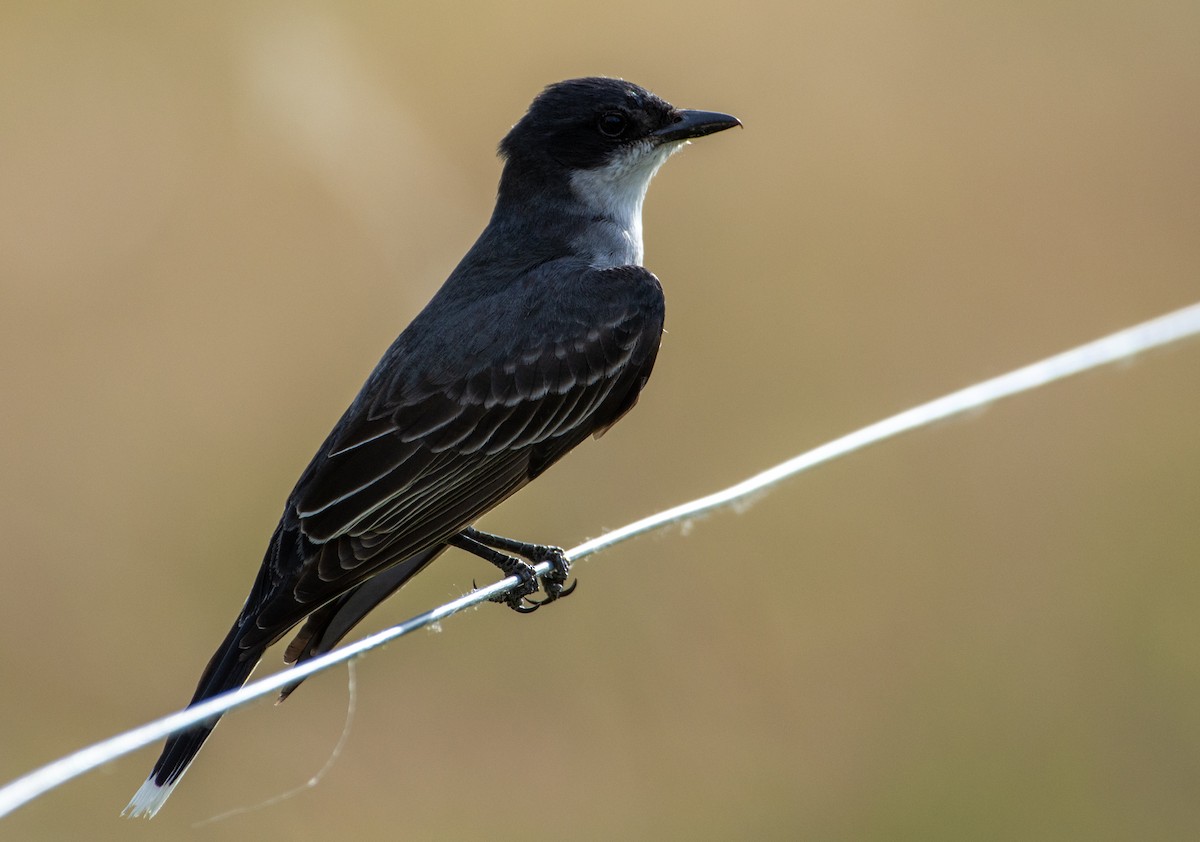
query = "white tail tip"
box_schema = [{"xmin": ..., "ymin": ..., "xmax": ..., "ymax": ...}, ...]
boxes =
[{"xmin": 121, "ymin": 776, "xmax": 179, "ymax": 819}]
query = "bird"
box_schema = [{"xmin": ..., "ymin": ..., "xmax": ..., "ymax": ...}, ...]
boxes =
[{"xmin": 124, "ymin": 76, "xmax": 739, "ymax": 818}]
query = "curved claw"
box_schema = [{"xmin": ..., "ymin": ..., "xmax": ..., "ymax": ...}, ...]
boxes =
[
  {"xmin": 526, "ymin": 577, "xmax": 578, "ymax": 607},
  {"xmin": 509, "ymin": 597, "xmax": 541, "ymax": 614}
]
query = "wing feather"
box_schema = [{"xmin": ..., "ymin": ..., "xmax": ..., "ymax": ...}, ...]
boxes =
[{"xmin": 246, "ymin": 265, "xmax": 664, "ymax": 646}]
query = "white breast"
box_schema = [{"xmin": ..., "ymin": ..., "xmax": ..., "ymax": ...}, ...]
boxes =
[{"xmin": 568, "ymin": 139, "xmax": 683, "ymax": 268}]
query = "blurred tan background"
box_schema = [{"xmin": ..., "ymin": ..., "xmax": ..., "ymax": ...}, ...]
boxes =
[{"xmin": 3, "ymin": 1, "xmax": 1199, "ymax": 839}]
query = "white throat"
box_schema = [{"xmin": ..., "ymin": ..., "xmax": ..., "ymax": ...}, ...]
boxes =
[{"xmin": 568, "ymin": 139, "xmax": 683, "ymax": 268}]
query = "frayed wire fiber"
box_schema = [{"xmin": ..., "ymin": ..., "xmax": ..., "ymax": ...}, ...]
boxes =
[
  {"xmin": 1, "ymin": 301, "xmax": 1199, "ymax": 819},
  {"xmin": 190, "ymin": 661, "xmax": 358, "ymax": 827}
]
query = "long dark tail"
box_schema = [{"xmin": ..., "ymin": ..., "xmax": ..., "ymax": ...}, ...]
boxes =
[
  {"xmin": 277, "ymin": 545, "xmax": 446, "ymax": 701},
  {"xmin": 125, "ymin": 541, "xmax": 447, "ymax": 817},
  {"xmin": 123, "ymin": 619, "xmax": 267, "ymax": 818}
]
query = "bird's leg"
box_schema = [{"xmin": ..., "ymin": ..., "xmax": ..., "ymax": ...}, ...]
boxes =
[
  {"xmin": 450, "ymin": 531, "xmax": 541, "ymax": 613},
  {"xmin": 465, "ymin": 528, "xmax": 576, "ymax": 605},
  {"xmin": 456, "ymin": 527, "xmax": 577, "ymax": 611}
]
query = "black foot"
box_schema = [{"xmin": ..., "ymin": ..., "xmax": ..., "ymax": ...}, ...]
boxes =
[
  {"xmin": 525, "ymin": 544, "xmax": 577, "ymax": 607},
  {"xmin": 452, "ymin": 528, "xmax": 578, "ymax": 613},
  {"xmin": 493, "ymin": 560, "xmax": 541, "ymax": 614}
]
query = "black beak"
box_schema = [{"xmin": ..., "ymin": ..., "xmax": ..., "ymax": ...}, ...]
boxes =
[{"xmin": 654, "ymin": 109, "xmax": 742, "ymax": 143}]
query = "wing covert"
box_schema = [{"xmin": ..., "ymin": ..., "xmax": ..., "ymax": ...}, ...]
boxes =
[{"xmin": 259, "ymin": 264, "xmax": 663, "ymax": 630}]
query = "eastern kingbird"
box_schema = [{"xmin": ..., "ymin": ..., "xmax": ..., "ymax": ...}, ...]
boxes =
[{"xmin": 125, "ymin": 76, "xmax": 738, "ymax": 817}]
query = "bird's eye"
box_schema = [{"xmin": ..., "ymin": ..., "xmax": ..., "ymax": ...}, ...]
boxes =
[{"xmin": 597, "ymin": 111, "xmax": 629, "ymax": 138}]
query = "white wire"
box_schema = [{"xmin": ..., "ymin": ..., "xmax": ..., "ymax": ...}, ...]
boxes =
[
  {"xmin": 1, "ymin": 300, "xmax": 1198, "ymax": 819},
  {"xmin": 190, "ymin": 661, "xmax": 358, "ymax": 826}
]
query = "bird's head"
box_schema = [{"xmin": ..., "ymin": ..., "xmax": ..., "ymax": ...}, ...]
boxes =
[
  {"xmin": 500, "ymin": 77, "xmax": 739, "ymax": 170},
  {"xmin": 497, "ymin": 77, "xmax": 739, "ymax": 232}
]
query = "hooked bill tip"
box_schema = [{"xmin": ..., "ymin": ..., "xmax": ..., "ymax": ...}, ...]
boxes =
[{"xmin": 654, "ymin": 109, "xmax": 742, "ymax": 143}]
